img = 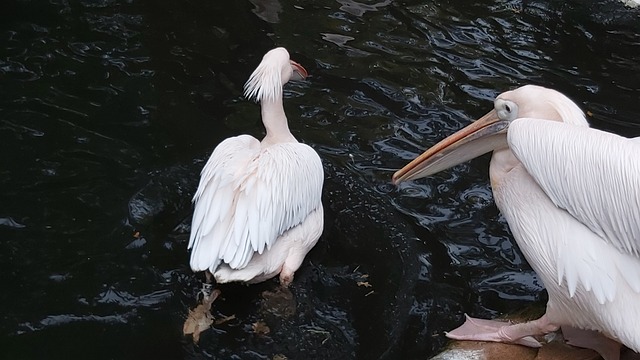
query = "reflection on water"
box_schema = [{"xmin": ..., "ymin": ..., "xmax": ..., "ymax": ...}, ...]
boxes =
[{"xmin": 1, "ymin": 0, "xmax": 639, "ymax": 358}]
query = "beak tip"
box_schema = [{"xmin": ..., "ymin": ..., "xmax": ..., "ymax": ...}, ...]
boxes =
[
  {"xmin": 391, "ymin": 172, "xmax": 402, "ymax": 185},
  {"xmin": 291, "ymin": 60, "xmax": 308, "ymax": 79}
]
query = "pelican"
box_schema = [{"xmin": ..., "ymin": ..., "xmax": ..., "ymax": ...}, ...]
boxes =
[
  {"xmin": 392, "ymin": 85, "xmax": 640, "ymax": 360},
  {"xmin": 188, "ymin": 47, "xmax": 324, "ymax": 290}
]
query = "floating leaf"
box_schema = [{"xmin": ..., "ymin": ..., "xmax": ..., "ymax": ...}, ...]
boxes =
[
  {"xmin": 252, "ymin": 320, "xmax": 270, "ymax": 335},
  {"xmin": 183, "ymin": 289, "xmax": 221, "ymax": 343}
]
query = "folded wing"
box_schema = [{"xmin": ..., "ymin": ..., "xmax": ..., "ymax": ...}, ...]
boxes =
[
  {"xmin": 507, "ymin": 119, "xmax": 640, "ymax": 301},
  {"xmin": 508, "ymin": 119, "xmax": 640, "ymax": 258},
  {"xmin": 188, "ymin": 135, "xmax": 324, "ymax": 273}
]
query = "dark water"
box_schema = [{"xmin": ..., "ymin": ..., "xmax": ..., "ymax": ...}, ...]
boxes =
[{"xmin": 1, "ymin": 0, "xmax": 639, "ymax": 359}]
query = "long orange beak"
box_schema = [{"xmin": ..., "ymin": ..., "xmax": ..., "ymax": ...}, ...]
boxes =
[
  {"xmin": 290, "ymin": 60, "xmax": 308, "ymax": 80},
  {"xmin": 392, "ymin": 110, "xmax": 509, "ymax": 184}
]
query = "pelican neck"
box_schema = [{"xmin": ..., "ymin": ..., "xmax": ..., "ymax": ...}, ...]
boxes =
[{"xmin": 260, "ymin": 98, "xmax": 297, "ymax": 144}]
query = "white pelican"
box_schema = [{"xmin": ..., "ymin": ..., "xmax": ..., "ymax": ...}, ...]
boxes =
[
  {"xmin": 188, "ymin": 47, "xmax": 324, "ymax": 289},
  {"xmin": 392, "ymin": 85, "xmax": 640, "ymax": 360}
]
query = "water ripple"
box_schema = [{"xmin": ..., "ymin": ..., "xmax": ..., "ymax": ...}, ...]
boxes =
[
  {"xmin": 97, "ymin": 288, "xmax": 173, "ymax": 308},
  {"xmin": 17, "ymin": 312, "xmax": 135, "ymax": 334},
  {"xmin": 3, "ymin": 0, "xmax": 640, "ymax": 358}
]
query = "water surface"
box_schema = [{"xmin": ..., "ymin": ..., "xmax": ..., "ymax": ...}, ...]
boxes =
[{"xmin": 1, "ymin": 0, "xmax": 639, "ymax": 359}]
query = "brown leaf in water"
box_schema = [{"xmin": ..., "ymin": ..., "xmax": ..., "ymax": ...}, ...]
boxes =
[
  {"xmin": 214, "ymin": 314, "xmax": 236, "ymax": 325},
  {"xmin": 252, "ymin": 320, "xmax": 270, "ymax": 335},
  {"xmin": 183, "ymin": 304, "xmax": 213, "ymax": 343},
  {"xmin": 357, "ymin": 281, "xmax": 372, "ymax": 288},
  {"xmin": 182, "ymin": 289, "xmax": 221, "ymax": 343}
]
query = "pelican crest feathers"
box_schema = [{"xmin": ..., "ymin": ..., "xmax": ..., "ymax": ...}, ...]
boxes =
[{"xmin": 243, "ymin": 48, "xmax": 289, "ymax": 103}]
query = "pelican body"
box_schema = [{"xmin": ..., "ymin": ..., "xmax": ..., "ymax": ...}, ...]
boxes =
[
  {"xmin": 188, "ymin": 47, "xmax": 324, "ymax": 287},
  {"xmin": 393, "ymin": 85, "xmax": 640, "ymax": 360}
]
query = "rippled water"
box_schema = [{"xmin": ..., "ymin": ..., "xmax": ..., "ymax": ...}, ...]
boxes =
[{"xmin": 1, "ymin": 0, "xmax": 639, "ymax": 359}]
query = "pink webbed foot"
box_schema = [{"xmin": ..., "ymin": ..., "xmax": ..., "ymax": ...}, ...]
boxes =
[
  {"xmin": 562, "ymin": 326, "xmax": 622, "ymax": 360},
  {"xmin": 446, "ymin": 314, "xmax": 555, "ymax": 348}
]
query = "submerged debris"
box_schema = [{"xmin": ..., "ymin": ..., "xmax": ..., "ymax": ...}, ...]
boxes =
[{"xmin": 260, "ymin": 287, "xmax": 296, "ymax": 318}]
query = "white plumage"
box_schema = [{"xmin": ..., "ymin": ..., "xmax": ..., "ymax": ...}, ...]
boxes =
[
  {"xmin": 508, "ymin": 120, "xmax": 640, "ymax": 259},
  {"xmin": 497, "ymin": 119, "xmax": 640, "ymax": 349},
  {"xmin": 393, "ymin": 85, "xmax": 640, "ymax": 359},
  {"xmin": 188, "ymin": 47, "xmax": 323, "ymax": 286}
]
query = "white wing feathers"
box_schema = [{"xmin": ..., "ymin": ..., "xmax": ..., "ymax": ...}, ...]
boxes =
[
  {"xmin": 188, "ymin": 135, "xmax": 323, "ymax": 274},
  {"xmin": 508, "ymin": 119, "xmax": 640, "ymax": 258}
]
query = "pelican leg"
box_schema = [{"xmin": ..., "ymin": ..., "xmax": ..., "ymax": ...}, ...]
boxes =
[
  {"xmin": 279, "ymin": 251, "xmax": 307, "ymax": 288},
  {"xmin": 562, "ymin": 326, "xmax": 621, "ymax": 360},
  {"xmin": 278, "ymin": 267, "xmax": 294, "ymax": 288},
  {"xmin": 446, "ymin": 313, "xmax": 559, "ymax": 347}
]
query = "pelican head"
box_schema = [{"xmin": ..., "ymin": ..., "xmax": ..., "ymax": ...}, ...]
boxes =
[
  {"xmin": 243, "ymin": 47, "xmax": 308, "ymax": 103},
  {"xmin": 392, "ymin": 85, "xmax": 588, "ymax": 183}
]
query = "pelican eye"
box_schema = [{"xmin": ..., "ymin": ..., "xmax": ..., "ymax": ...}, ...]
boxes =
[{"xmin": 495, "ymin": 99, "xmax": 518, "ymax": 121}]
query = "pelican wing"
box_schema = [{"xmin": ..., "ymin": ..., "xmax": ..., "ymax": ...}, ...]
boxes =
[
  {"xmin": 188, "ymin": 135, "xmax": 324, "ymax": 273},
  {"xmin": 508, "ymin": 119, "xmax": 640, "ymax": 260}
]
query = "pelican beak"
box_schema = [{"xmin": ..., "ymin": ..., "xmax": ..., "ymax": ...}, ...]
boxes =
[
  {"xmin": 392, "ymin": 109, "xmax": 509, "ymax": 184},
  {"xmin": 290, "ymin": 60, "xmax": 308, "ymax": 81}
]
